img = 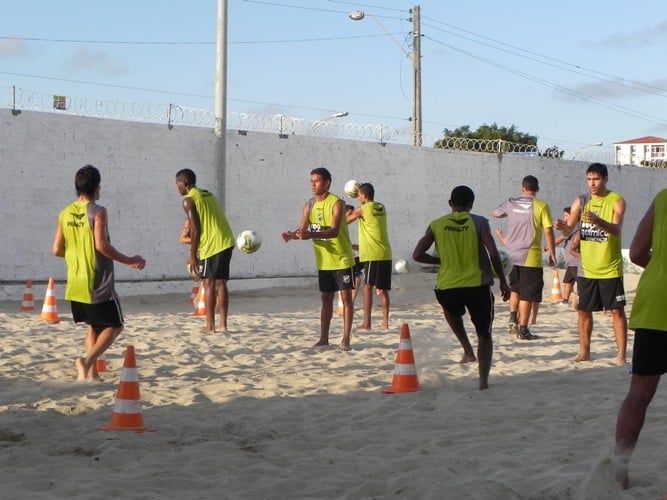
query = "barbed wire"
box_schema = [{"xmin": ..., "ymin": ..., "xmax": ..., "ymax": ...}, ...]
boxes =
[{"xmin": 2, "ymin": 86, "xmax": 615, "ymax": 162}]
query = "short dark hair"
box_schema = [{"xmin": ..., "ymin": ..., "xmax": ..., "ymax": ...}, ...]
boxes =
[
  {"xmin": 522, "ymin": 175, "xmax": 539, "ymax": 192},
  {"xmin": 450, "ymin": 185, "xmax": 474, "ymax": 207},
  {"xmin": 310, "ymin": 167, "xmax": 331, "ymax": 182},
  {"xmin": 75, "ymin": 164, "xmax": 101, "ymax": 197},
  {"xmin": 358, "ymin": 182, "xmax": 374, "ymax": 200},
  {"xmin": 175, "ymin": 168, "xmax": 196, "ymax": 186},
  {"xmin": 563, "ymin": 206, "xmax": 571, "ymax": 214},
  {"xmin": 345, "ymin": 204, "xmax": 355, "ymax": 212},
  {"xmin": 587, "ymin": 162, "xmax": 608, "ymax": 178}
]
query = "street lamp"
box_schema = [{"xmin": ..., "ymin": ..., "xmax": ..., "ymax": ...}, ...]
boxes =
[
  {"xmin": 349, "ymin": 6, "xmax": 422, "ymax": 147},
  {"xmin": 571, "ymin": 141, "xmax": 603, "ymax": 160},
  {"xmin": 308, "ymin": 111, "xmax": 349, "ymax": 135}
]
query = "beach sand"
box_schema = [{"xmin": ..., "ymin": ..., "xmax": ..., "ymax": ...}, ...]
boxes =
[{"xmin": 1, "ymin": 270, "xmax": 665, "ymax": 499}]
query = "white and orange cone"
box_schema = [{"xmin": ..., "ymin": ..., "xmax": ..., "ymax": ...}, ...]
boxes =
[
  {"xmin": 96, "ymin": 353, "xmax": 108, "ymax": 373},
  {"xmin": 99, "ymin": 345, "xmax": 150, "ymax": 432},
  {"xmin": 336, "ymin": 291, "xmax": 344, "ymax": 315},
  {"xmin": 20, "ymin": 280, "xmax": 35, "ymax": 311},
  {"xmin": 384, "ymin": 323, "xmax": 421, "ymax": 394},
  {"xmin": 39, "ymin": 277, "xmax": 60, "ymax": 323},
  {"xmin": 549, "ymin": 271, "xmax": 563, "ymax": 302},
  {"xmin": 189, "ymin": 280, "xmax": 200, "ymax": 305},
  {"xmin": 193, "ymin": 285, "xmax": 207, "ymax": 316}
]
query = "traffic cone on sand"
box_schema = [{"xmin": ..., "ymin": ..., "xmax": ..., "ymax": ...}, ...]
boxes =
[
  {"xmin": 99, "ymin": 345, "xmax": 150, "ymax": 432},
  {"xmin": 336, "ymin": 291, "xmax": 344, "ymax": 315},
  {"xmin": 383, "ymin": 323, "xmax": 421, "ymax": 394},
  {"xmin": 96, "ymin": 353, "xmax": 108, "ymax": 373},
  {"xmin": 189, "ymin": 280, "xmax": 200, "ymax": 305},
  {"xmin": 20, "ymin": 280, "xmax": 35, "ymax": 311},
  {"xmin": 193, "ymin": 285, "xmax": 207, "ymax": 316},
  {"xmin": 549, "ymin": 270, "xmax": 563, "ymax": 302},
  {"xmin": 39, "ymin": 277, "xmax": 60, "ymax": 323}
]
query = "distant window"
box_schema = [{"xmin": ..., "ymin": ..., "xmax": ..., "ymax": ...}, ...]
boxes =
[
  {"xmin": 651, "ymin": 145, "xmax": 665, "ymax": 158},
  {"xmin": 630, "ymin": 145, "xmax": 636, "ymax": 158}
]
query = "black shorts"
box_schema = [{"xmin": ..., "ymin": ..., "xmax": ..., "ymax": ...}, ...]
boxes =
[
  {"xmin": 362, "ymin": 260, "xmax": 392, "ymax": 290},
  {"xmin": 318, "ymin": 268, "xmax": 355, "ymax": 293},
  {"xmin": 508, "ymin": 266, "xmax": 544, "ymax": 302},
  {"xmin": 631, "ymin": 329, "xmax": 667, "ymax": 376},
  {"xmin": 199, "ymin": 247, "xmax": 233, "ymax": 280},
  {"xmin": 577, "ymin": 277, "xmax": 626, "ymax": 312},
  {"xmin": 352, "ymin": 257, "xmax": 363, "ymax": 278},
  {"xmin": 71, "ymin": 298, "xmax": 124, "ymax": 333},
  {"xmin": 434, "ymin": 286, "xmax": 494, "ymax": 338},
  {"xmin": 563, "ymin": 266, "xmax": 578, "ymax": 285}
]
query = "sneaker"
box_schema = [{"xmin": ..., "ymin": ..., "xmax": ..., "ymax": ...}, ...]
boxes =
[
  {"xmin": 517, "ymin": 326, "xmax": 538, "ymax": 340},
  {"xmin": 557, "ymin": 300, "xmax": 569, "ymax": 307},
  {"xmin": 508, "ymin": 322, "xmax": 519, "ymax": 336}
]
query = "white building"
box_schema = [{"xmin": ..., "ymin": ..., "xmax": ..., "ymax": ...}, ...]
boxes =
[{"xmin": 614, "ymin": 136, "xmax": 667, "ymax": 167}]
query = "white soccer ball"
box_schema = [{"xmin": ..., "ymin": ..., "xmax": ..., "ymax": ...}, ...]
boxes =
[
  {"xmin": 344, "ymin": 179, "xmax": 361, "ymax": 198},
  {"xmin": 236, "ymin": 230, "xmax": 261, "ymax": 254},
  {"xmin": 186, "ymin": 262, "xmax": 199, "ymax": 278},
  {"xmin": 394, "ymin": 258, "xmax": 409, "ymax": 274},
  {"xmin": 493, "ymin": 249, "xmax": 513, "ymax": 277}
]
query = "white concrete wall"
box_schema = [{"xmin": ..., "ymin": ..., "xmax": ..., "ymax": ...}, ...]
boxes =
[{"xmin": 2, "ymin": 110, "xmax": 664, "ymax": 293}]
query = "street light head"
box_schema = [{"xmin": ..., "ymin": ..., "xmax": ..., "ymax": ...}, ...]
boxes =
[
  {"xmin": 333, "ymin": 112, "xmax": 349, "ymax": 118},
  {"xmin": 594, "ymin": 141, "xmax": 603, "ymax": 146},
  {"xmin": 348, "ymin": 10, "xmax": 365, "ymax": 21}
]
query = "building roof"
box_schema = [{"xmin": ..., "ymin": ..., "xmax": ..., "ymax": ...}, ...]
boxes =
[{"xmin": 614, "ymin": 136, "xmax": 667, "ymax": 145}]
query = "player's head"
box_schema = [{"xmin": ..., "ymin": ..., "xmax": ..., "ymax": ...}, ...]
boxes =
[
  {"xmin": 310, "ymin": 167, "xmax": 332, "ymax": 195},
  {"xmin": 345, "ymin": 204, "xmax": 355, "ymax": 214},
  {"xmin": 75, "ymin": 164, "xmax": 101, "ymax": 198},
  {"xmin": 521, "ymin": 175, "xmax": 539, "ymax": 193},
  {"xmin": 175, "ymin": 168, "xmax": 196, "ymax": 195},
  {"xmin": 358, "ymin": 182, "xmax": 374, "ymax": 201},
  {"xmin": 563, "ymin": 206, "xmax": 571, "ymax": 215},
  {"xmin": 586, "ymin": 162, "xmax": 608, "ymax": 178},
  {"xmin": 449, "ymin": 185, "xmax": 474, "ymax": 210}
]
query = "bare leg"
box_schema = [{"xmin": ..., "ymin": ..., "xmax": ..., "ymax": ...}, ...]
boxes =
[
  {"xmin": 351, "ymin": 276, "xmax": 361, "ymax": 304},
  {"xmin": 76, "ymin": 325, "xmax": 123, "ymax": 381},
  {"xmin": 314, "ymin": 291, "xmax": 334, "ymax": 347},
  {"xmin": 477, "ymin": 335, "xmax": 492, "ymax": 390},
  {"xmin": 442, "ymin": 308, "xmax": 476, "ymax": 363},
  {"xmin": 529, "ymin": 302, "xmax": 539, "ymax": 325},
  {"xmin": 610, "ymin": 308, "xmax": 628, "ymax": 365},
  {"xmin": 378, "ymin": 289, "xmax": 390, "ymax": 330},
  {"xmin": 509, "ymin": 291, "xmax": 519, "ymax": 321},
  {"xmin": 562, "ymin": 282, "xmax": 573, "ymax": 302},
  {"xmin": 340, "ymin": 288, "xmax": 354, "ymax": 350},
  {"xmin": 202, "ymin": 279, "xmax": 216, "ymax": 333},
  {"xmin": 518, "ymin": 299, "xmax": 532, "ymax": 328},
  {"xmin": 574, "ymin": 310, "xmax": 593, "ymax": 361},
  {"xmin": 358, "ymin": 284, "xmax": 373, "ymax": 330},
  {"xmin": 216, "ymin": 279, "xmax": 229, "ymax": 332},
  {"xmin": 614, "ymin": 374, "xmax": 660, "ymax": 489}
]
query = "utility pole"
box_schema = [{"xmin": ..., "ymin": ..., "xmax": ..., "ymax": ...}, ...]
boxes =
[
  {"xmin": 411, "ymin": 5, "xmax": 422, "ymax": 147},
  {"xmin": 214, "ymin": 0, "xmax": 228, "ymax": 205}
]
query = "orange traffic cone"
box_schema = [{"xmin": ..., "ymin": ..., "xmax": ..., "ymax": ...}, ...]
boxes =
[
  {"xmin": 336, "ymin": 291, "xmax": 344, "ymax": 315},
  {"xmin": 549, "ymin": 270, "xmax": 563, "ymax": 301},
  {"xmin": 21, "ymin": 280, "xmax": 35, "ymax": 311},
  {"xmin": 189, "ymin": 280, "xmax": 200, "ymax": 305},
  {"xmin": 193, "ymin": 285, "xmax": 206, "ymax": 316},
  {"xmin": 39, "ymin": 277, "xmax": 60, "ymax": 323},
  {"xmin": 99, "ymin": 345, "xmax": 150, "ymax": 432},
  {"xmin": 383, "ymin": 323, "xmax": 421, "ymax": 394},
  {"xmin": 96, "ymin": 353, "xmax": 108, "ymax": 373}
]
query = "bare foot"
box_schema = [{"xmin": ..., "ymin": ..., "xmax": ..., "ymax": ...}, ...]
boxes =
[
  {"xmin": 312, "ymin": 340, "xmax": 329, "ymax": 347},
  {"xmin": 75, "ymin": 357, "xmax": 87, "ymax": 382},
  {"xmin": 339, "ymin": 343, "xmax": 351, "ymax": 351},
  {"xmin": 200, "ymin": 327, "xmax": 215, "ymax": 334},
  {"xmin": 573, "ymin": 354, "xmax": 591, "ymax": 362},
  {"xmin": 356, "ymin": 323, "xmax": 370, "ymax": 331},
  {"xmin": 380, "ymin": 322, "xmax": 389, "ymax": 331},
  {"xmin": 616, "ymin": 357, "xmax": 627, "ymax": 367},
  {"xmin": 459, "ymin": 354, "xmax": 477, "ymax": 364}
]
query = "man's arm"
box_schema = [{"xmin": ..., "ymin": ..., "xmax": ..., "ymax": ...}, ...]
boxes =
[
  {"xmin": 346, "ymin": 207, "xmax": 363, "ymax": 224},
  {"xmin": 179, "ymin": 219, "xmax": 191, "ymax": 245},
  {"xmin": 93, "ymin": 208, "xmax": 145, "ymax": 269},
  {"xmin": 282, "ymin": 199, "xmax": 312, "ymax": 242},
  {"xmin": 52, "ymin": 222, "xmax": 65, "ymax": 257},
  {"xmin": 555, "ymin": 197, "xmax": 581, "ymax": 236},
  {"xmin": 582, "ymin": 197, "xmax": 625, "ymax": 237},
  {"xmin": 629, "ymin": 201, "xmax": 653, "ymax": 268},
  {"xmin": 412, "ymin": 227, "xmax": 439, "ymax": 265},
  {"xmin": 544, "ymin": 227, "xmax": 557, "ymax": 266},
  {"xmin": 481, "ymin": 230, "xmax": 511, "ymax": 301},
  {"xmin": 182, "ymin": 198, "xmax": 200, "ymax": 265}
]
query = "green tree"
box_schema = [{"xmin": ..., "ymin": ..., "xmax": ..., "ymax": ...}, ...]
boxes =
[
  {"xmin": 540, "ymin": 145, "xmax": 565, "ymax": 159},
  {"xmin": 434, "ymin": 123, "xmax": 538, "ymax": 152}
]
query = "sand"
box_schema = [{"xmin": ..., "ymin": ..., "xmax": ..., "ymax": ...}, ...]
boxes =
[{"xmin": 0, "ymin": 269, "xmax": 665, "ymax": 499}]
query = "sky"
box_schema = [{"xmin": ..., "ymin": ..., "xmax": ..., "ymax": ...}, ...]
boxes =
[{"xmin": 1, "ymin": 0, "xmax": 666, "ymax": 157}]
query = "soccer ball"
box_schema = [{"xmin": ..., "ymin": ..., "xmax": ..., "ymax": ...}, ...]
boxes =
[
  {"xmin": 344, "ymin": 179, "xmax": 361, "ymax": 198},
  {"xmin": 186, "ymin": 262, "xmax": 200, "ymax": 278},
  {"xmin": 236, "ymin": 230, "xmax": 261, "ymax": 254},
  {"xmin": 492, "ymin": 249, "xmax": 513, "ymax": 277},
  {"xmin": 394, "ymin": 258, "xmax": 409, "ymax": 274}
]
